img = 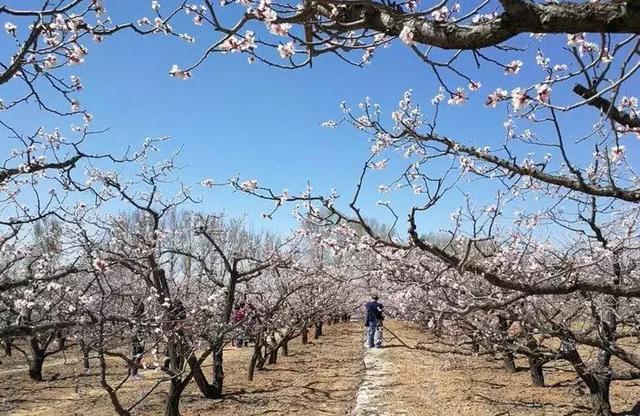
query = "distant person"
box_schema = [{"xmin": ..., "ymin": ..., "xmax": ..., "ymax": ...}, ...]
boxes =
[
  {"xmin": 232, "ymin": 302, "xmax": 248, "ymax": 347},
  {"xmin": 364, "ymin": 295, "xmax": 384, "ymax": 348}
]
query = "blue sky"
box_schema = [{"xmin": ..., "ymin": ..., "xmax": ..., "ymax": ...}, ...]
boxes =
[{"xmin": 2, "ymin": 1, "xmax": 636, "ymax": 237}]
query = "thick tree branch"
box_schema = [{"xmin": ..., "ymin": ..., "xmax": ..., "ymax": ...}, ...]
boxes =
[
  {"xmin": 285, "ymin": 1, "xmax": 640, "ymax": 50},
  {"xmin": 573, "ymin": 83, "xmax": 640, "ymax": 129}
]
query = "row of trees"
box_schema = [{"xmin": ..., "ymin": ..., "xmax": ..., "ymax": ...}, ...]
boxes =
[
  {"xmin": 0, "ymin": 147, "xmax": 357, "ymax": 415},
  {"xmin": 3, "ymin": 1, "xmax": 640, "ymax": 416}
]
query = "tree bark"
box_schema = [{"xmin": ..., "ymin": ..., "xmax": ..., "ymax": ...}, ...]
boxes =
[
  {"xmin": 314, "ymin": 322, "xmax": 323, "ymax": 339},
  {"xmin": 80, "ymin": 340, "xmax": 90, "ymax": 371},
  {"xmin": 211, "ymin": 347, "xmax": 224, "ymax": 397},
  {"xmin": 497, "ymin": 315, "xmax": 516, "ymax": 373},
  {"xmin": 528, "ymin": 357, "xmax": 545, "ymax": 387},
  {"xmin": 164, "ymin": 380, "xmax": 185, "ymax": 416},
  {"xmin": 561, "ymin": 341, "xmax": 613, "ymax": 416},
  {"xmin": 29, "ymin": 352, "xmax": 45, "ymax": 381},
  {"xmin": 268, "ymin": 346, "xmax": 278, "ymax": 365},
  {"xmin": 282, "ymin": 337, "xmax": 289, "ymax": 357},
  {"xmin": 28, "ymin": 338, "xmax": 46, "ymax": 381},
  {"xmin": 588, "ymin": 378, "xmax": 612, "ymax": 416},
  {"xmin": 248, "ymin": 348, "xmax": 260, "ymax": 381},
  {"xmin": 502, "ymin": 352, "xmax": 516, "ymax": 374},
  {"xmin": 301, "ymin": 326, "xmax": 308, "ymax": 345},
  {"xmin": 189, "ymin": 356, "xmax": 218, "ymax": 399},
  {"xmin": 247, "ymin": 335, "xmax": 264, "ymax": 381},
  {"xmin": 3, "ymin": 338, "xmax": 11, "ymax": 356},
  {"xmin": 287, "ymin": 1, "xmax": 640, "ymax": 52}
]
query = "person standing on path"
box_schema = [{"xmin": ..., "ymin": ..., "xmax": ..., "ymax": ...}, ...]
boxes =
[{"xmin": 364, "ymin": 295, "xmax": 384, "ymax": 348}]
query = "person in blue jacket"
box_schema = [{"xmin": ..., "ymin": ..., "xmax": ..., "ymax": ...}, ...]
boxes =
[{"xmin": 364, "ymin": 294, "xmax": 384, "ymax": 348}]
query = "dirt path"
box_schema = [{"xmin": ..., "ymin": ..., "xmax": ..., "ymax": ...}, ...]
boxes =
[
  {"xmin": 3, "ymin": 321, "xmax": 640, "ymax": 415},
  {"xmin": 352, "ymin": 347, "xmax": 391, "ymax": 416}
]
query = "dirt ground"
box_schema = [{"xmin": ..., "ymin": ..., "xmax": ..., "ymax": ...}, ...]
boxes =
[
  {"xmin": 0, "ymin": 322, "xmax": 363, "ymax": 416},
  {"xmin": 380, "ymin": 321, "xmax": 640, "ymax": 416},
  {"xmin": 2, "ymin": 321, "xmax": 640, "ymax": 415}
]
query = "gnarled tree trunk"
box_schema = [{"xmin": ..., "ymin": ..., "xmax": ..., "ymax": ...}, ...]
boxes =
[
  {"xmin": 528, "ymin": 356, "xmax": 545, "ymax": 387},
  {"xmin": 28, "ymin": 338, "xmax": 46, "ymax": 381},
  {"xmin": 561, "ymin": 341, "xmax": 613, "ymax": 416},
  {"xmin": 164, "ymin": 379, "xmax": 186, "ymax": 416}
]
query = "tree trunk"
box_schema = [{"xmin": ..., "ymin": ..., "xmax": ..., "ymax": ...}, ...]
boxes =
[
  {"xmin": 56, "ymin": 332, "xmax": 66, "ymax": 351},
  {"xmin": 301, "ymin": 326, "xmax": 308, "ymax": 345},
  {"xmin": 247, "ymin": 337, "xmax": 263, "ymax": 381},
  {"xmin": 130, "ymin": 335, "xmax": 144, "ymax": 376},
  {"xmin": 29, "ymin": 353, "xmax": 45, "ymax": 381},
  {"xmin": 28, "ymin": 337, "xmax": 46, "ymax": 381},
  {"xmin": 497, "ymin": 315, "xmax": 516, "ymax": 373},
  {"xmin": 314, "ymin": 322, "xmax": 323, "ymax": 339},
  {"xmin": 502, "ymin": 352, "xmax": 516, "ymax": 373},
  {"xmin": 80, "ymin": 340, "xmax": 90, "ymax": 370},
  {"xmin": 282, "ymin": 337, "xmax": 289, "ymax": 357},
  {"xmin": 528, "ymin": 357, "xmax": 545, "ymax": 387},
  {"xmin": 256, "ymin": 347, "xmax": 267, "ymax": 371},
  {"xmin": 560, "ymin": 341, "xmax": 613, "ymax": 416},
  {"xmin": 587, "ymin": 379, "xmax": 612, "ymax": 416},
  {"xmin": 268, "ymin": 346, "xmax": 278, "ymax": 365},
  {"xmin": 189, "ymin": 356, "xmax": 217, "ymax": 399},
  {"xmin": 470, "ymin": 338, "xmax": 480, "ymax": 354},
  {"xmin": 164, "ymin": 380, "xmax": 185, "ymax": 416},
  {"xmin": 211, "ymin": 348, "xmax": 224, "ymax": 397},
  {"xmin": 3, "ymin": 338, "xmax": 11, "ymax": 356},
  {"xmin": 248, "ymin": 350, "xmax": 259, "ymax": 381}
]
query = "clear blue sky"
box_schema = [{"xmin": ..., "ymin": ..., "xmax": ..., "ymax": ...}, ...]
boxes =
[{"xmin": 2, "ymin": 1, "xmax": 635, "ymax": 236}]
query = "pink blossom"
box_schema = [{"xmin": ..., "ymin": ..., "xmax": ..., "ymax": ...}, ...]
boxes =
[
  {"xmin": 504, "ymin": 60, "xmax": 523, "ymax": 75},
  {"xmin": 535, "ymin": 83, "xmax": 551, "ymax": 103},
  {"xmin": 610, "ymin": 145, "xmax": 626, "ymax": 162},
  {"xmin": 169, "ymin": 64, "xmax": 192, "ymax": 80},
  {"xmin": 370, "ymin": 159, "xmax": 388, "ymax": 170},
  {"xmin": 67, "ymin": 44, "xmax": 87, "ymax": 65},
  {"xmin": 240, "ymin": 179, "xmax": 259, "ymax": 191},
  {"xmin": 468, "ymin": 81, "xmax": 481, "ymax": 91},
  {"xmin": 448, "ymin": 88, "xmax": 467, "ymax": 105},
  {"xmin": 277, "ymin": 42, "xmax": 295, "ymax": 59},
  {"xmin": 4, "ymin": 22, "xmax": 17, "ymax": 36},
  {"xmin": 619, "ymin": 96, "xmax": 638, "ymax": 110},
  {"xmin": 70, "ymin": 99, "xmax": 81, "ymax": 112},
  {"xmin": 431, "ymin": 6, "xmax": 449, "ymax": 22},
  {"xmin": 399, "ymin": 25, "xmax": 414, "ymax": 46},
  {"xmin": 269, "ymin": 23, "xmax": 291, "ymax": 36},
  {"xmin": 486, "ymin": 88, "xmax": 508, "ymax": 108},
  {"xmin": 511, "ymin": 88, "xmax": 529, "ymax": 110},
  {"xmin": 93, "ymin": 258, "xmax": 109, "ymax": 273}
]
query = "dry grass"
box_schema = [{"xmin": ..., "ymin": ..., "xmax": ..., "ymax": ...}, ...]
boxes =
[
  {"xmin": 0, "ymin": 322, "xmax": 362, "ymax": 416},
  {"xmin": 380, "ymin": 321, "xmax": 640, "ymax": 416},
  {"xmin": 2, "ymin": 321, "xmax": 640, "ymax": 415}
]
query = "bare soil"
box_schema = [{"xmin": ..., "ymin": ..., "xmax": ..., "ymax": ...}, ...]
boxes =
[
  {"xmin": 380, "ymin": 321, "xmax": 640, "ymax": 416},
  {"xmin": 0, "ymin": 322, "xmax": 362, "ymax": 416},
  {"xmin": 2, "ymin": 321, "xmax": 640, "ymax": 415}
]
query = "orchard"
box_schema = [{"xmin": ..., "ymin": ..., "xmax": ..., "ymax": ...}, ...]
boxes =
[{"xmin": 1, "ymin": 1, "xmax": 640, "ymax": 416}]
